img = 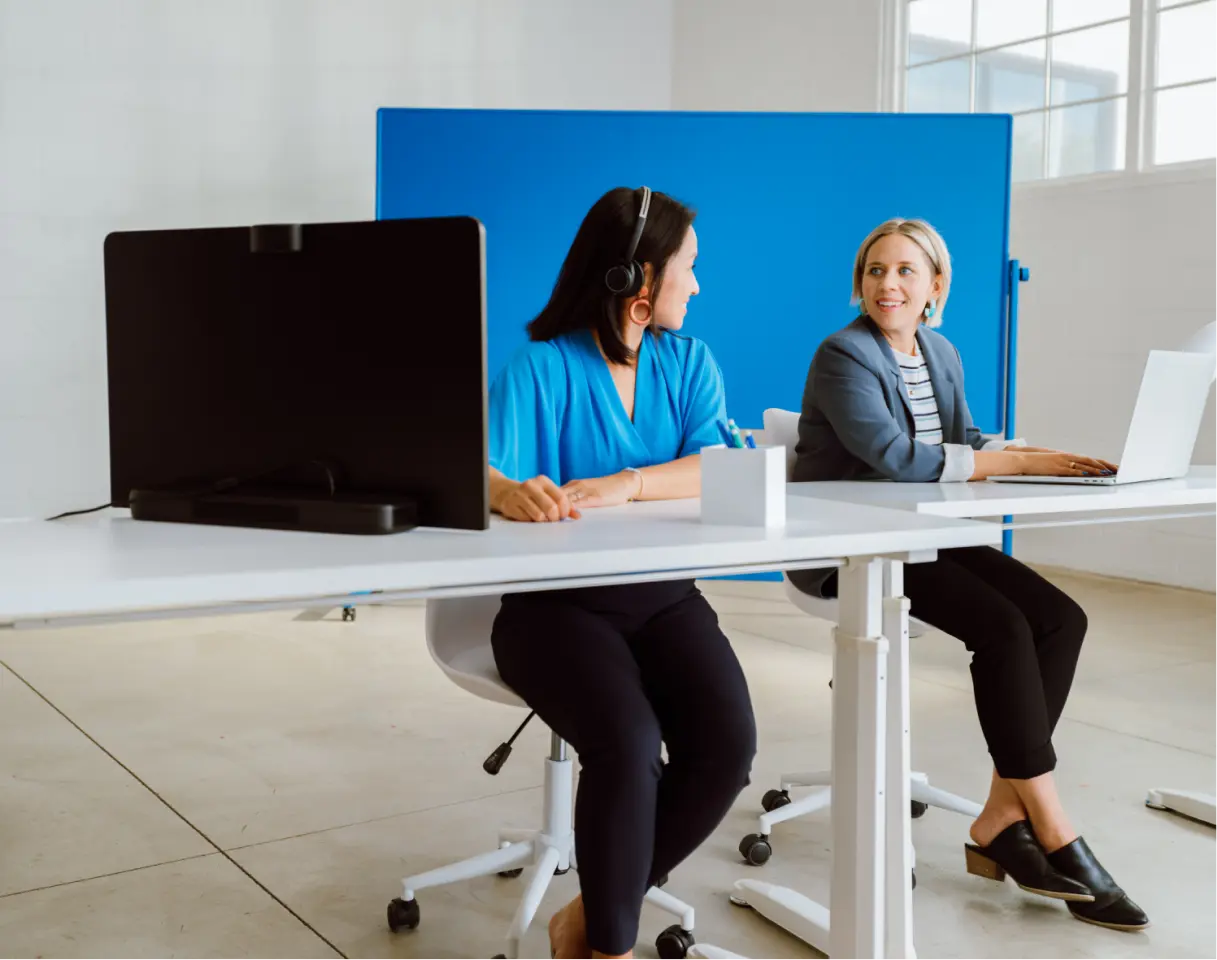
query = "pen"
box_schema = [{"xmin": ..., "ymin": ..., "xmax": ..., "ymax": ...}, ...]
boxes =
[
  {"xmin": 726, "ymin": 419, "xmax": 745, "ymax": 448},
  {"xmin": 744, "ymin": 430, "xmax": 757, "ymax": 449},
  {"xmin": 718, "ymin": 421, "xmax": 736, "ymax": 447}
]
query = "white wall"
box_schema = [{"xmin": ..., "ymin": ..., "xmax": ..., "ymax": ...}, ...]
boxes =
[
  {"xmin": 671, "ymin": 0, "xmax": 884, "ymax": 112},
  {"xmin": 1009, "ymin": 173, "xmax": 1217, "ymax": 591},
  {"xmin": 0, "ymin": 0, "xmax": 674, "ymax": 519}
]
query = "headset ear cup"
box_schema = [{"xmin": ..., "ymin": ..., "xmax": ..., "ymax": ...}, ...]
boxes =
[
  {"xmin": 618, "ymin": 261, "xmax": 647, "ymax": 295},
  {"xmin": 605, "ymin": 261, "xmax": 640, "ymax": 296},
  {"xmin": 623, "ymin": 260, "xmax": 644, "ymax": 297}
]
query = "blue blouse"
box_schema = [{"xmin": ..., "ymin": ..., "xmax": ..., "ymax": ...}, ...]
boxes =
[{"xmin": 489, "ymin": 329, "xmax": 728, "ymax": 484}]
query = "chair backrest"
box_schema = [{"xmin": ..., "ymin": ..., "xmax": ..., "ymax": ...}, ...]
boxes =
[
  {"xmin": 754, "ymin": 408, "xmax": 816, "ymax": 599},
  {"xmin": 424, "ymin": 594, "xmax": 525, "ymax": 707},
  {"xmin": 761, "ymin": 408, "xmax": 800, "ymax": 481}
]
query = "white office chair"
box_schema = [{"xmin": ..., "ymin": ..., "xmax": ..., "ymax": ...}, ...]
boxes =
[
  {"xmin": 736, "ymin": 409, "xmax": 981, "ymax": 868},
  {"xmin": 386, "ymin": 594, "xmax": 708, "ymax": 960}
]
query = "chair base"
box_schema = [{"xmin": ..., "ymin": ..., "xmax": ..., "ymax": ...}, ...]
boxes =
[
  {"xmin": 389, "ymin": 749, "xmax": 706, "ymax": 959},
  {"xmin": 742, "ymin": 770, "xmax": 982, "ymax": 863},
  {"xmin": 1146, "ymin": 787, "xmax": 1217, "ymax": 826}
]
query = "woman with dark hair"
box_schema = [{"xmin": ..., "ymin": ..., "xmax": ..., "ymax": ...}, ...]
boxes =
[{"xmin": 488, "ymin": 186, "xmax": 756, "ymax": 958}]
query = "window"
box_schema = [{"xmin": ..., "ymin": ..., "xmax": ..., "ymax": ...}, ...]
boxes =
[
  {"xmin": 1153, "ymin": 0, "xmax": 1216, "ymax": 164},
  {"xmin": 902, "ymin": 0, "xmax": 1216, "ymax": 180}
]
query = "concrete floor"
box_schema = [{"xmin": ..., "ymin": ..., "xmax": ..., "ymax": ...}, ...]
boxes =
[{"xmin": 0, "ymin": 571, "xmax": 1212, "ymax": 958}]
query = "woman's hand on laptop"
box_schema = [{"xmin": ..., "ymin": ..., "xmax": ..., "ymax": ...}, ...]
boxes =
[
  {"xmin": 1020, "ymin": 447, "xmax": 1119, "ymax": 473},
  {"xmin": 1018, "ymin": 451, "xmax": 1117, "ymax": 476}
]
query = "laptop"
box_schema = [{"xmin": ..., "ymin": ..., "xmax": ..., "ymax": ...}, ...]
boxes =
[{"xmin": 990, "ymin": 350, "xmax": 1213, "ymax": 486}]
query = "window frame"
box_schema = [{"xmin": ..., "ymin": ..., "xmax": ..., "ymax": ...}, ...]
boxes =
[{"xmin": 885, "ymin": 0, "xmax": 1216, "ymax": 186}]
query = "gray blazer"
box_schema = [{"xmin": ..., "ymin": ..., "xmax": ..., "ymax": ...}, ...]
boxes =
[{"xmin": 789, "ymin": 315, "xmax": 988, "ymax": 596}]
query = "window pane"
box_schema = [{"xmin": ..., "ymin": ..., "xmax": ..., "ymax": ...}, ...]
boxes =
[
  {"xmin": 1013, "ymin": 111, "xmax": 1047, "ymax": 181},
  {"xmin": 1159, "ymin": 0, "xmax": 1195, "ymax": 7},
  {"xmin": 907, "ymin": 58, "xmax": 972, "ymax": 112},
  {"xmin": 1157, "ymin": 1, "xmax": 1216, "ymax": 88},
  {"xmin": 1051, "ymin": 21, "xmax": 1129, "ymax": 106},
  {"xmin": 1048, "ymin": 97, "xmax": 1127, "ymax": 177},
  {"xmin": 908, "ymin": 0, "xmax": 973, "ymax": 45},
  {"xmin": 976, "ymin": 0, "xmax": 1047, "ymax": 48},
  {"xmin": 977, "ymin": 40, "xmax": 1047, "ymax": 113},
  {"xmin": 1053, "ymin": 0, "xmax": 1129, "ymax": 31},
  {"xmin": 1155, "ymin": 81, "xmax": 1217, "ymax": 163},
  {"xmin": 909, "ymin": 34, "xmax": 969, "ymax": 66}
]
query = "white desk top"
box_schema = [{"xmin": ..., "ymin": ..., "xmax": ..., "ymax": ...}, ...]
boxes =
[
  {"xmin": 790, "ymin": 466, "xmax": 1217, "ymax": 519},
  {"xmin": 0, "ymin": 496, "xmax": 999, "ymax": 626}
]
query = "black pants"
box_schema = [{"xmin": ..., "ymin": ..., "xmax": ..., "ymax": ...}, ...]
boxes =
[
  {"xmin": 491, "ymin": 580, "xmax": 756, "ymax": 956},
  {"xmin": 824, "ymin": 546, "xmax": 1087, "ymax": 780}
]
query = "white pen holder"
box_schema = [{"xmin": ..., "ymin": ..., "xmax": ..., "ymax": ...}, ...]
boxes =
[{"xmin": 700, "ymin": 444, "xmax": 787, "ymax": 527}]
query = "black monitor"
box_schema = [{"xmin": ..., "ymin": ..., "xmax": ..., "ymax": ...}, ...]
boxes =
[{"xmin": 104, "ymin": 217, "xmax": 489, "ymax": 533}]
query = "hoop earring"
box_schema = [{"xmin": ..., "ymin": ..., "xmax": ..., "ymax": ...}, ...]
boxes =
[
  {"xmin": 628, "ymin": 299, "xmax": 652, "ymax": 325},
  {"xmin": 858, "ymin": 298, "xmax": 868, "ymax": 314},
  {"xmin": 924, "ymin": 298, "xmax": 937, "ymax": 320}
]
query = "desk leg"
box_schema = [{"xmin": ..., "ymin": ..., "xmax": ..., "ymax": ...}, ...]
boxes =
[
  {"xmin": 830, "ymin": 557, "xmax": 889, "ymax": 958},
  {"xmin": 882, "ymin": 561, "xmax": 915, "ymax": 960},
  {"xmin": 727, "ymin": 557, "xmax": 889, "ymax": 958}
]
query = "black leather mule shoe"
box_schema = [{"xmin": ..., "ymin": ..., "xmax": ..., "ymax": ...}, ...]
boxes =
[
  {"xmin": 1047, "ymin": 838, "xmax": 1149, "ymax": 931},
  {"xmin": 964, "ymin": 821, "xmax": 1095, "ymax": 902}
]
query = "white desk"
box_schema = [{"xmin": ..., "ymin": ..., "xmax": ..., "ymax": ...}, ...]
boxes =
[
  {"xmin": 790, "ymin": 466, "xmax": 1217, "ymax": 522},
  {"xmin": 0, "ymin": 495, "xmax": 1000, "ymax": 959},
  {"xmin": 728, "ymin": 467, "xmax": 1216, "ymax": 958}
]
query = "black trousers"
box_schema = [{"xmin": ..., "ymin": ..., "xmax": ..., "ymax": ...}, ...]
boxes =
[
  {"xmin": 491, "ymin": 580, "xmax": 756, "ymax": 956},
  {"xmin": 824, "ymin": 546, "xmax": 1087, "ymax": 780}
]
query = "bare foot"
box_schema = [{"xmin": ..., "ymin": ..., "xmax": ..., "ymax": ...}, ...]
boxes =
[
  {"xmin": 591, "ymin": 952, "xmax": 634, "ymax": 959},
  {"xmin": 548, "ymin": 896, "xmax": 589, "ymax": 959},
  {"xmin": 969, "ymin": 807, "xmax": 1026, "ymax": 848}
]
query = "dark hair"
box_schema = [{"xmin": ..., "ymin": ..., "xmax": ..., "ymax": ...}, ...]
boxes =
[{"xmin": 526, "ymin": 186, "xmax": 696, "ymax": 365}]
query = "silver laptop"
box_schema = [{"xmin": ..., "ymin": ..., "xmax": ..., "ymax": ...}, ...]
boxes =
[{"xmin": 990, "ymin": 350, "xmax": 1214, "ymax": 486}]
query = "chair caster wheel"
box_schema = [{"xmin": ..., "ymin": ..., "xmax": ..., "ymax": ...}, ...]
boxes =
[
  {"xmin": 387, "ymin": 897, "xmax": 419, "ymax": 931},
  {"xmin": 739, "ymin": 833, "xmax": 772, "ymax": 866},
  {"xmin": 656, "ymin": 923, "xmax": 696, "ymax": 959},
  {"xmin": 497, "ymin": 867, "xmax": 524, "ymax": 878},
  {"xmin": 911, "ymin": 800, "xmax": 928, "ymax": 819},
  {"xmin": 761, "ymin": 788, "xmax": 791, "ymax": 812},
  {"xmin": 342, "ymin": 606, "xmax": 356, "ymax": 622}
]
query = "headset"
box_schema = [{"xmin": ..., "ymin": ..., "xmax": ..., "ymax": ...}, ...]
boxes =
[{"xmin": 603, "ymin": 186, "xmax": 652, "ymax": 298}]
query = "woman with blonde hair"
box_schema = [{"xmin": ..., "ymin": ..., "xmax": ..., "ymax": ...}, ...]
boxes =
[{"xmin": 789, "ymin": 218, "xmax": 1146, "ymax": 932}]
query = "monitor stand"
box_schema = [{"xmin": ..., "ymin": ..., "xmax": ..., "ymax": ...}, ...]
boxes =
[{"xmin": 129, "ymin": 486, "xmax": 417, "ymax": 535}]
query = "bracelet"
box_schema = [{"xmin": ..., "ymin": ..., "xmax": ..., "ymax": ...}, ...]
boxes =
[{"xmin": 623, "ymin": 466, "xmax": 644, "ymax": 501}]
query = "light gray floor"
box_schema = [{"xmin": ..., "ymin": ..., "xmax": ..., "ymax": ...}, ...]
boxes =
[{"xmin": 0, "ymin": 571, "xmax": 1212, "ymax": 958}]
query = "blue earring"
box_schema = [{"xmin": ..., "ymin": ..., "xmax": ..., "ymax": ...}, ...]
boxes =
[{"xmin": 924, "ymin": 299, "xmax": 937, "ymax": 320}]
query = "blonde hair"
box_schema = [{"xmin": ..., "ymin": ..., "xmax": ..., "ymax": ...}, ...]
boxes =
[{"xmin": 851, "ymin": 218, "xmax": 952, "ymax": 328}]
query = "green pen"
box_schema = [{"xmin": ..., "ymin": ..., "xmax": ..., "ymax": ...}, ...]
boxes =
[{"xmin": 726, "ymin": 419, "xmax": 746, "ymax": 448}]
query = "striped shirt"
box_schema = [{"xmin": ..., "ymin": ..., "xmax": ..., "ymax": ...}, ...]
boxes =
[{"xmin": 892, "ymin": 347, "xmax": 943, "ymax": 445}]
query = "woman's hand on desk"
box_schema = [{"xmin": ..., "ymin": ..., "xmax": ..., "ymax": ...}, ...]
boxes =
[
  {"xmin": 560, "ymin": 470, "xmax": 644, "ymax": 509},
  {"xmin": 492, "ymin": 474, "xmax": 582, "ymax": 523}
]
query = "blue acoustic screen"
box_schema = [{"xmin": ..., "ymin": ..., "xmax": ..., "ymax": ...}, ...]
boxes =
[{"xmin": 377, "ymin": 108, "xmax": 1013, "ymax": 434}]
